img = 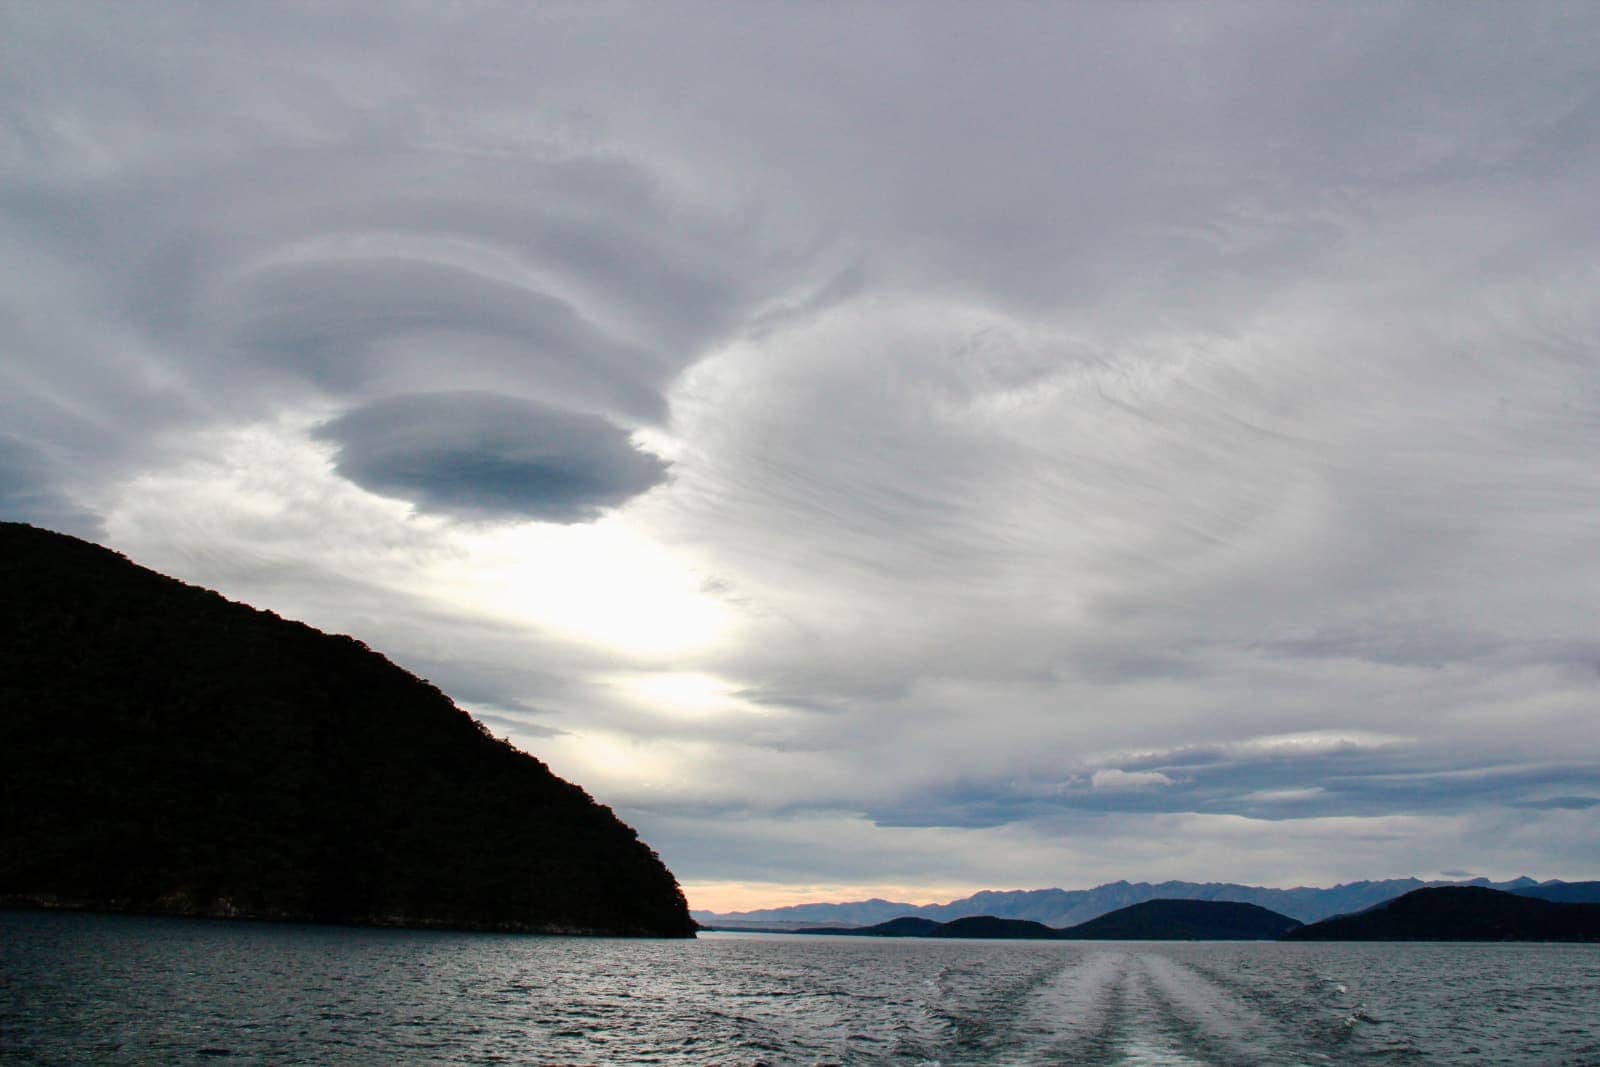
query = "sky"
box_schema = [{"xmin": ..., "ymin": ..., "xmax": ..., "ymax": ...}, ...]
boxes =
[{"xmin": 5, "ymin": 3, "xmax": 1599, "ymax": 914}]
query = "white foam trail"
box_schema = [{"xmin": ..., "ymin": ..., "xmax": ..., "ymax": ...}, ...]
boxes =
[
  {"xmin": 1013, "ymin": 949, "xmax": 1210, "ymax": 1065},
  {"xmin": 1114, "ymin": 1035, "xmax": 1213, "ymax": 1067},
  {"xmin": 1016, "ymin": 949, "xmax": 1126, "ymax": 1044},
  {"xmin": 1006, "ymin": 947, "xmax": 1339, "ymax": 1065},
  {"xmin": 1135, "ymin": 953, "xmax": 1324, "ymax": 1066}
]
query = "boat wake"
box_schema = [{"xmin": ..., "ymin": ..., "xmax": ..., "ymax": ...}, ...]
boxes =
[{"xmin": 916, "ymin": 946, "xmax": 1358, "ymax": 1065}]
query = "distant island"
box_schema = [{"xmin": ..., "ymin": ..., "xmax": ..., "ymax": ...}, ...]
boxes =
[
  {"xmin": 1060, "ymin": 899, "xmax": 1301, "ymax": 940},
  {"xmin": 0, "ymin": 523, "xmax": 695, "ymax": 937},
  {"xmin": 1286, "ymin": 886, "xmax": 1600, "ymax": 942},
  {"xmin": 783, "ymin": 899, "xmax": 1302, "ymax": 941}
]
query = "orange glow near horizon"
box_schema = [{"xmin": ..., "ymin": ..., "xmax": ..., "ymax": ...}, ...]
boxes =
[{"xmin": 682, "ymin": 881, "xmax": 989, "ymax": 915}]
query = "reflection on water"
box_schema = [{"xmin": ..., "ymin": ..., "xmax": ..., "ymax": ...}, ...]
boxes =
[{"xmin": 3, "ymin": 911, "xmax": 1598, "ymax": 1065}]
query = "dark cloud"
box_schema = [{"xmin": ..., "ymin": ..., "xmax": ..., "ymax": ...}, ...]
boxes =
[{"xmin": 315, "ymin": 392, "xmax": 669, "ymax": 522}]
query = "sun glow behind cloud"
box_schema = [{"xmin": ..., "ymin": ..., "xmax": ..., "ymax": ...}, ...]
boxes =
[
  {"xmin": 609, "ymin": 670, "xmax": 759, "ymax": 721},
  {"xmin": 100, "ymin": 416, "xmax": 732, "ymax": 664},
  {"xmin": 434, "ymin": 521, "xmax": 734, "ymax": 661}
]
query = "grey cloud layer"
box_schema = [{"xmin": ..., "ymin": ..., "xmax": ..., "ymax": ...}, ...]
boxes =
[{"xmin": 5, "ymin": 3, "xmax": 1599, "ymax": 889}]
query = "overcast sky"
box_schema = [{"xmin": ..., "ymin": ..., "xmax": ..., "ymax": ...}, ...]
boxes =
[{"xmin": 6, "ymin": 3, "xmax": 1599, "ymax": 912}]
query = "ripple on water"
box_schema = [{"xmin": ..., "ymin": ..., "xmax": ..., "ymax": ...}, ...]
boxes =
[{"xmin": 3, "ymin": 915, "xmax": 1599, "ymax": 1065}]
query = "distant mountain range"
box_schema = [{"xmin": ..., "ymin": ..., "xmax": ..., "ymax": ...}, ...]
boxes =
[
  {"xmin": 694, "ymin": 877, "xmax": 1600, "ymax": 929},
  {"xmin": 730, "ymin": 890, "xmax": 1600, "ymax": 942}
]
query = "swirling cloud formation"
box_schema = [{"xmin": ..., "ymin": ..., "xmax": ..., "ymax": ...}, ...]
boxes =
[{"xmin": 5, "ymin": 4, "xmax": 1600, "ymax": 903}]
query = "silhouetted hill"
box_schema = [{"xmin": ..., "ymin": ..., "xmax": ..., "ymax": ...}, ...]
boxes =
[
  {"xmin": 803, "ymin": 916, "xmax": 945, "ymax": 937},
  {"xmin": 806, "ymin": 914, "xmax": 1059, "ymax": 939},
  {"xmin": 933, "ymin": 915, "xmax": 1058, "ymax": 939},
  {"xmin": 1056, "ymin": 899, "xmax": 1301, "ymax": 940},
  {"xmin": 1286, "ymin": 887, "xmax": 1600, "ymax": 942},
  {"xmin": 795, "ymin": 902, "xmax": 1300, "ymax": 940},
  {"xmin": 0, "ymin": 523, "xmax": 694, "ymax": 937}
]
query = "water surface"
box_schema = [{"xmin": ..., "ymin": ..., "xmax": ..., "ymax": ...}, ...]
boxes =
[{"xmin": 3, "ymin": 911, "xmax": 1597, "ymax": 1064}]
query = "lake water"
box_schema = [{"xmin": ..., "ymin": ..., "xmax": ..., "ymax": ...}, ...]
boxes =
[{"xmin": 3, "ymin": 911, "xmax": 1597, "ymax": 1065}]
